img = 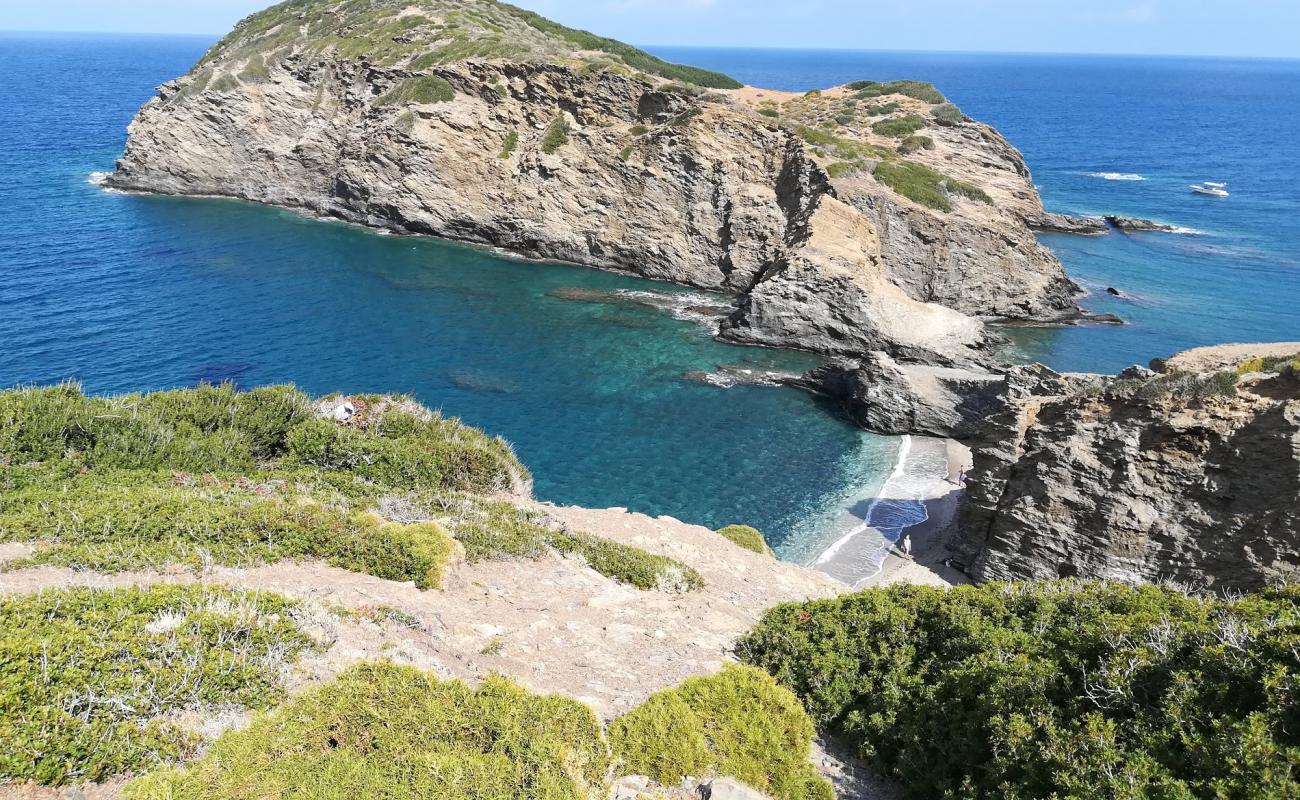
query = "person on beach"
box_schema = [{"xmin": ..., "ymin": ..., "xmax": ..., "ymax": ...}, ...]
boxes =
[{"xmin": 901, "ymin": 534, "xmax": 913, "ymax": 559}]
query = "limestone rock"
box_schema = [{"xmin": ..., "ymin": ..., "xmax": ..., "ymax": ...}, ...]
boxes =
[
  {"xmin": 954, "ymin": 350, "xmax": 1300, "ymax": 590},
  {"xmin": 108, "ymin": 0, "xmax": 1079, "ymax": 366}
]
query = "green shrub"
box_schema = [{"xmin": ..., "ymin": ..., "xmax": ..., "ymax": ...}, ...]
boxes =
[
  {"xmin": 610, "ymin": 665, "xmax": 833, "ymax": 800},
  {"xmin": 619, "ymin": 144, "xmax": 635, "ymax": 162},
  {"xmin": 541, "ymin": 116, "xmax": 571, "ymax": 154},
  {"xmin": 931, "ymin": 102, "xmax": 964, "ymax": 125},
  {"xmin": 862, "ymin": 101, "xmax": 901, "ymax": 116},
  {"xmin": 1237, "ymin": 353, "xmax": 1300, "ymax": 374},
  {"xmin": 0, "ymin": 585, "xmax": 313, "ymax": 786},
  {"xmin": 499, "ymin": 129, "xmax": 519, "ymax": 158},
  {"xmin": 630, "ymin": 124, "xmax": 649, "ymax": 136},
  {"xmin": 757, "ymin": 107, "xmax": 780, "ymax": 118},
  {"xmin": 0, "ymin": 475, "xmax": 456, "ymax": 589},
  {"xmin": 826, "ymin": 161, "xmax": 864, "ymax": 179},
  {"xmin": 438, "ymin": 496, "xmax": 702, "ymax": 592},
  {"xmin": 852, "ymin": 80, "xmax": 946, "ymax": 104},
  {"xmin": 871, "ymin": 114, "xmax": 927, "ymax": 138},
  {"xmin": 126, "ymin": 662, "xmax": 610, "ymax": 800},
  {"xmin": 1107, "ymin": 370, "xmax": 1242, "ymax": 401},
  {"xmin": 0, "ymin": 383, "xmax": 312, "ymax": 472},
  {"xmin": 872, "ymin": 160, "xmax": 952, "ymax": 211},
  {"xmin": 797, "ymin": 126, "xmax": 890, "ymax": 162},
  {"xmin": 948, "ymin": 177, "xmax": 992, "ymax": 204},
  {"xmin": 499, "ymin": 5, "xmax": 741, "ymax": 88},
  {"xmin": 739, "ymin": 581, "xmax": 1300, "ymax": 800},
  {"xmin": 834, "ymin": 112, "xmax": 855, "ymax": 125},
  {"xmin": 872, "ymin": 159, "xmax": 990, "ymax": 211},
  {"xmin": 897, "ymin": 134, "xmax": 934, "ymax": 155},
  {"xmin": 551, "ymin": 530, "xmax": 704, "ymax": 593},
  {"xmin": 376, "ymin": 75, "xmax": 454, "ymax": 106},
  {"xmin": 717, "ymin": 525, "xmax": 774, "ymax": 556},
  {"xmin": 283, "ymin": 407, "xmax": 522, "ymax": 494}
]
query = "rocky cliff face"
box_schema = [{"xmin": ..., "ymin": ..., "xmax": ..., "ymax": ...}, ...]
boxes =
[
  {"xmin": 108, "ymin": 0, "xmax": 1078, "ymax": 366},
  {"xmin": 953, "ymin": 349, "xmax": 1300, "ymax": 591}
]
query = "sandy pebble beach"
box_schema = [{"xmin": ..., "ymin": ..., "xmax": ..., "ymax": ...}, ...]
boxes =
[{"xmin": 811, "ymin": 436, "xmax": 971, "ymax": 590}]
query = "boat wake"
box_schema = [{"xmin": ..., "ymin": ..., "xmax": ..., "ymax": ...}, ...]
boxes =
[{"xmin": 1085, "ymin": 171, "xmax": 1146, "ymax": 181}]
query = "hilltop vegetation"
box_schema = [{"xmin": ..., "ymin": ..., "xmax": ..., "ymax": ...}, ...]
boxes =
[
  {"xmin": 198, "ymin": 0, "xmax": 740, "ymax": 88},
  {"xmin": 0, "ymin": 586, "xmax": 315, "ymax": 785},
  {"xmin": 740, "ymin": 581, "xmax": 1300, "ymax": 799},
  {"xmin": 0, "ymin": 384, "xmax": 700, "ymax": 592}
]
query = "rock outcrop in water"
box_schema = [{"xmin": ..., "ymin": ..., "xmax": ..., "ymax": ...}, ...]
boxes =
[
  {"xmin": 108, "ymin": 0, "xmax": 1079, "ymax": 367},
  {"xmin": 952, "ymin": 344, "xmax": 1300, "ymax": 591}
]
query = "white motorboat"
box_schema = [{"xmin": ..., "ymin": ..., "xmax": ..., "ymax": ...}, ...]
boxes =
[{"xmin": 1190, "ymin": 183, "xmax": 1229, "ymax": 197}]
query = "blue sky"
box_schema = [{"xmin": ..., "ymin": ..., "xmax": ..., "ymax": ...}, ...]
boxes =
[{"xmin": 2, "ymin": 0, "xmax": 1298, "ymax": 58}]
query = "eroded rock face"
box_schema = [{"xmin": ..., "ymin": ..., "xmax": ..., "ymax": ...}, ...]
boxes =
[
  {"xmin": 953, "ymin": 361, "xmax": 1300, "ymax": 590},
  {"xmin": 802, "ymin": 352, "xmax": 1008, "ymax": 437},
  {"xmin": 109, "ymin": 44, "xmax": 1075, "ymax": 364}
]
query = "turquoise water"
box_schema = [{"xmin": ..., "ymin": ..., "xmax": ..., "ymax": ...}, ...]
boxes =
[
  {"xmin": 0, "ymin": 33, "xmax": 896, "ymax": 558},
  {"xmin": 4, "ymin": 35, "xmax": 1299, "ymax": 563}
]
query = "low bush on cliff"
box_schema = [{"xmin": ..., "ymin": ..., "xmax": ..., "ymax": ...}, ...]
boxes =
[
  {"xmin": 1238, "ymin": 352, "xmax": 1300, "ymax": 374},
  {"xmin": 436, "ymin": 495, "xmax": 703, "ymax": 592},
  {"xmin": 897, "ymin": 134, "xmax": 935, "ymax": 155},
  {"xmin": 871, "ymin": 114, "xmax": 927, "ymax": 138},
  {"xmin": 931, "ymin": 102, "xmax": 965, "ymax": 125},
  {"xmin": 872, "ymin": 159, "xmax": 952, "ymax": 210},
  {"xmin": 541, "ymin": 116, "xmax": 571, "ymax": 154},
  {"xmin": 126, "ymin": 662, "xmax": 610, "ymax": 800},
  {"xmin": 0, "ymin": 383, "xmax": 525, "ymax": 495},
  {"xmin": 850, "ymin": 80, "xmax": 946, "ymax": 104},
  {"xmin": 872, "ymin": 159, "xmax": 991, "ymax": 211},
  {"xmin": 738, "ymin": 581, "xmax": 1300, "ymax": 800},
  {"xmin": 499, "ymin": 129, "xmax": 519, "ymax": 158},
  {"xmin": 0, "ymin": 585, "xmax": 313, "ymax": 786},
  {"xmin": 0, "ymin": 474, "xmax": 454, "ymax": 588},
  {"xmin": 717, "ymin": 524, "xmax": 774, "ymax": 556},
  {"xmin": 1105, "ymin": 369, "xmax": 1241, "ymax": 401},
  {"xmin": 609, "ymin": 665, "xmax": 833, "ymax": 800},
  {"xmin": 376, "ymin": 75, "xmax": 455, "ymax": 106}
]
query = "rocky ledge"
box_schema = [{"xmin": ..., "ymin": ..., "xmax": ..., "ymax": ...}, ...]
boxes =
[
  {"xmin": 109, "ymin": 0, "xmax": 1080, "ymax": 368},
  {"xmin": 951, "ymin": 344, "xmax": 1300, "ymax": 591}
]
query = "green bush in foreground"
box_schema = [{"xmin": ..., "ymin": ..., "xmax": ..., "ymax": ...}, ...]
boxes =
[
  {"xmin": 0, "ymin": 475, "xmax": 455, "ymax": 588},
  {"xmin": 931, "ymin": 102, "xmax": 964, "ymax": 125},
  {"xmin": 897, "ymin": 134, "xmax": 934, "ymax": 155},
  {"xmin": 541, "ymin": 116, "xmax": 571, "ymax": 154},
  {"xmin": 438, "ymin": 496, "xmax": 703, "ymax": 592},
  {"xmin": 0, "ymin": 585, "xmax": 313, "ymax": 786},
  {"xmin": 872, "ymin": 159, "xmax": 991, "ymax": 211},
  {"xmin": 717, "ymin": 525, "xmax": 774, "ymax": 556},
  {"xmin": 871, "ymin": 114, "xmax": 927, "ymax": 138},
  {"xmin": 0, "ymin": 383, "xmax": 525, "ymax": 495},
  {"xmin": 739, "ymin": 581, "xmax": 1300, "ymax": 800},
  {"xmin": 376, "ymin": 74, "xmax": 454, "ymax": 106},
  {"xmin": 1238, "ymin": 352, "xmax": 1300, "ymax": 374},
  {"xmin": 850, "ymin": 80, "xmax": 946, "ymax": 104},
  {"xmin": 610, "ymin": 665, "xmax": 833, "ymax": 800},
  {"xmin": 126, "ymin": 662, "xmax": 610, "ymax": 800}
]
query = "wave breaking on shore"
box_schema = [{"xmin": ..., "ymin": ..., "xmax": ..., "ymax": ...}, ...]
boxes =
[{"xmin": 809, "ymin": 436, "xmax": 951, "ymax": 585}]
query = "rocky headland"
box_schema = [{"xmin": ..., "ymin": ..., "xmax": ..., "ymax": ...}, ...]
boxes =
[
  {"xmin": 107, "ymin": 0, "xmax": 1083, "ymax": 368},
  {"xmin": 952, "ymin": 344, "xmax": 1300, "ymax": 590}
]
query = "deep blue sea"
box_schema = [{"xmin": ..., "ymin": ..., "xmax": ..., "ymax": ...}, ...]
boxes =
[{"xmin": 2, "ymin": 34, "xmax": 1298, "ymax": 561}]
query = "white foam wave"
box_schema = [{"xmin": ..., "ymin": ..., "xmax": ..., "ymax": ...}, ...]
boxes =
[
  {"xmin": 813, "ymin": 435, "xmax": 917, "ymax": 568},
  {"xmin": 1085, "ymin": 172, "xmax": 1146, "ymax": 181},
  {"xmin": 87, "ymin": 171, "xmax": 109, "ymax": 186}
]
